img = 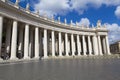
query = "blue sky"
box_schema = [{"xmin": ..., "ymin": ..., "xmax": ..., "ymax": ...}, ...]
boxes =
[{"xmin": 10, "ymin": 0, "xmax": 120, "ymax": 44}]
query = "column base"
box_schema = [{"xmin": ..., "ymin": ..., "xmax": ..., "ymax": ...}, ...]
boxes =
[
  {"xmin": 108, "ymin": 53, "xmax": 111, "ymax": 55},
  {"xmin": 43, "ymin": 56, "xmax": 48, "ymax": 59},
  {"xmin": 23, "ymin": 57, "xmax": 30, "ymax": 60},
  {"xmin": 99, "ymin": 53, "xmax": 103, "ymax": 56},
  {"xmin": 78, "ymin": 54, "xmax": 82, "ymax": 56},
  {"xmin": 66, "ymin": 54, "xmax": 69, "ymax": 56},
  {"xmin": 94, "ymin": 53, "xmax": 99, "ymax": 56},
  {"xmin": 83, "ymin": 52, "xmax": 87, "ymax": 56}
]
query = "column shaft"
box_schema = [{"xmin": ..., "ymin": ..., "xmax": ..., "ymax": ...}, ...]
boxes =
[
  {"xmin": 35, "ymin": 27, "xmax": 39, "ymax": 59},
  {"xmin": 10, "ymin": 20, "xmax": 18, "ymax": 59},
  {"xmin": 65, "ymin": 33, "xmax": 69, "ymax": 56},
  {"xmin": 44, "ymin": 29, "xmax": 48, "ymax": 58},
  {"xmin": 88, "ymin": 35, "xmax": 92, "ymax": 55},
  {"xmin": 105, "ymin": 36, "xmax": 111, "ymax": 55},
  {"xmin": 98, "ymin": 35, "xmax": 103, "ymax": 55},
  {"xmin": 52, "ymin": 31, "xmax": 55, "ymax": 57},
  {"xmin": 24, "ymin": 24, "xmax": 29, "ymax": 59},
  {"xmin": 59, "ymin": 32, "xmax": 62, "ymax": 56},
  {"xmin": 77, "ymin": 35, "xmax": 81, "ymax": 56},
  {"xmin": 92, "ymin": 35, "xmax": 99, "ymax": 55},
  {"xmin": 82, "ymin": 35, "xmax": 87, "ymax": 55},
  {"xmin": 0, "ymin": 16, "xmax": 3, "ymax": 57}
]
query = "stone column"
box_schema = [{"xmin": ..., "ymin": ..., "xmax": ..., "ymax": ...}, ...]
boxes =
[
  {"xmin": 102, "ymin": 37, "xmax": 107, "ymax": 54},
  {"xmin": 92, "ymin": 35, "xmax": 99, "ymax": 55},
  {"xmin": 88, "ymin": 35, "xmax": 92, "ymax": 55},
  {"xmin": 52, "ymin": 31, "xmax": 55, "ymax": 57},
  {"xmin": 24, "ymin": 24, "xmax": 29, "ymax": 59},
  {"xmin": 105, "ymin": 36, "xmax": 111, "ymax": 55},
  {"xmin": 98, "ymin": 35, "xmax": 103, "ymax": 55},
  {"xmin": 71, "ymin": 34, "xmax": 75, "ymax": 56},
  {"xmin": 34, "ymin": 27, "xmax": 39, "ymax": 59},
  {"xmin": 5, "ymin": 21, "xmax": 12, "ymax": 54},
  {"xmin": 0, "ymin": 16, "xmax": 3, "ymax": 58},
  {"xmin": 18, "ymin": 27, "xmax": 24, "ymax": 55},
  {"xmin": 82, "ymin": 35, "xmax": 87, "ymax": 56},
  {"xmin": 44, "ymin": 29, "xmax": 48, "ymax": 58},
  {"xmin": 10, "ymin": 20, "xmax": 18, "ymax": 60},
  {"xmin": 65, "ymin": 33, "xmax": 69, "ymax": 56},
  {"xmin": 29, "ymin": 28, "xmax": 34, "ymax": 58},
  {"xmin": 59, "ymin": 32, "xmax": 62, "ymax": 56},
  {"xmin": 77, "ymin": 35, "xmax": 81, "ymax": 56}
]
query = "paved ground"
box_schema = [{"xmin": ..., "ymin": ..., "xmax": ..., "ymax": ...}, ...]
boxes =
[{"xmin": 0, "ymin": 58, "xmax": 120, "ymax": 80}]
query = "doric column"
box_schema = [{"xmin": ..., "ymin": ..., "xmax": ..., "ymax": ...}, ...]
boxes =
[
  {"xmin": 65, "ymin": 33, "xmax": 69, "ymax": 56},
  {"xmin": 102, "ymin": 37, "xmax": 107, "ymax": 54},
  {"xmin": 24, "ymin": 24, "xmax": 29, "ymax": 59},
  {"xmin": 52, "ymin": 31, "xmax": 55, "ymax": 57},
  {"xmin": 105, "ymin": 36, "xmax": 111, "ymax": 55},
  {"xmin": 77, "ymin": 35, "xmax": 81, "ymax": 56},
  {"xmin": 34, "ymin": 27, "xmax": 39, "ymax": 59},
  {"xmin": 82, "ymin": 35, "xmax": 87, "ymax": 56},
  {"xmin": 29, "ymin": 28, "xmax": 34, "ymax": 58},
  {"xmin": 59, "ymin": 32, "xmax": 62, "ymax": 56},
  {"xmin": 88, "ymin": 35, "xmax": 92, "ymax": 55},
  {"xmin": 44, "ymin": 29, "xmax": 48, "ymax": 58},
  {"xmin": 0, "ymin": 16, "xmax": 3, "ymax": 58},
  {"xmin": 98, "ymin": 35, "xmax": 103, "ymax": 55},
  {"xmin": 92, "ymin": 35, "xmax": 99, "ymax": 55},
  {"xmin": 10, "ymin": 20, "xmax": 18, "ymax": 60},
  {"xmin": 5, "ymin": 21, "xmax": 12, "ymax": 54},
  {"xmin": 71, "ymin": 34, "xmax": 75, "ymax": 56},
  {"xmin": 18, "ymin": 27, "xmax": 24, "ymax": 55}
]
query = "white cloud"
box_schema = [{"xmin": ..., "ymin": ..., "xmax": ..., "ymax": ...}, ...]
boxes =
[
  {"xmin": 115, "ymin": 6, "xmax": 120, "ymax": 19},
  {"xmin": 20, "ymin": 0, "xmax": 120, "ymax": 16},
  {"xmin": 78, "ymin": 18, "xmax": 90, "ymax": 27},
  {"xmin": 34, "ymin": 0, "xmax": 70, "ymax": 17},
  {"xmin": 71, "ymin": 0, "xmax": 120, "ymax": 14},
  {"xmin": 105, "ymin": 23, "xmax": 120, "ymax": 44}
]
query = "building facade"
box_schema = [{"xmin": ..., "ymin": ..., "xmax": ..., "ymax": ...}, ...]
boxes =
[
  {"xmin": 110, "ymin": 41, "xmax": 120, "ymax": 54},
  {"xmin": 0, "ymin": 0, "xmax": 111, "ymax": 61}
]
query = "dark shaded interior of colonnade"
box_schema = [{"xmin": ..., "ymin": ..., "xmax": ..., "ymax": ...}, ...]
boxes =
[{"xmin": 1, "ymin": 17, "xmax": 15, "ymax": 60}]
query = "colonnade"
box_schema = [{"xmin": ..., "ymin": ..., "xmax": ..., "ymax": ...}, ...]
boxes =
[
  {"xmin": 0, "ymin": 0, "xmax": 111, "ymax": 61},
  {"xmin": 0, "ymin": 15, "xmax": 111, "ymax": 60}
]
